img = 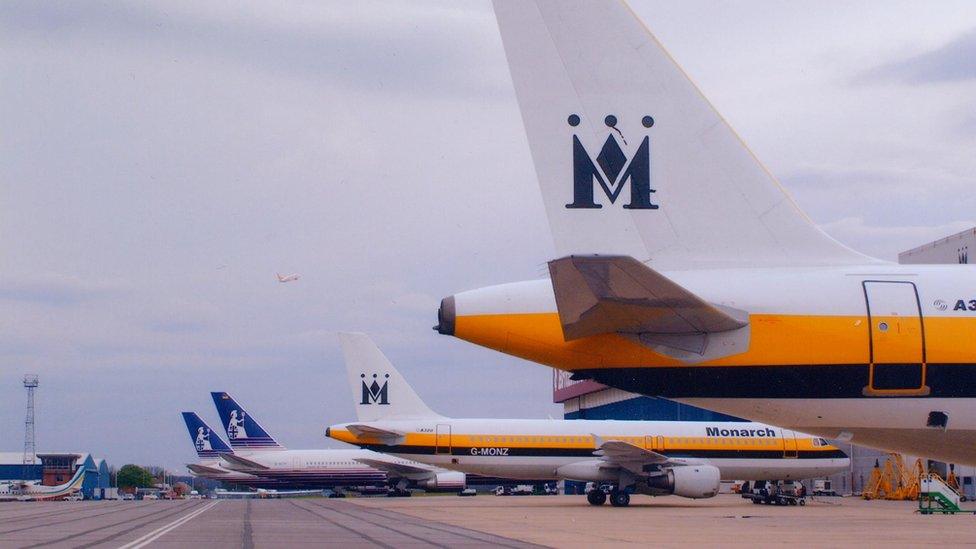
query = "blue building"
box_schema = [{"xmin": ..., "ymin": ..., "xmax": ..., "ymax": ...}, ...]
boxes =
[
  {"xmin": 0, "ymin": 453, "xmax": 44, "ymax": 481},
  {"xmin": 554, "ymin": 374, "xmax": 744, "ymax": 422}
]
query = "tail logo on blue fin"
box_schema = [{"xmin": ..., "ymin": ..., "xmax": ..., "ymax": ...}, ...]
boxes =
[
  {"xmin": 227, "ymin": 410, "xmax": 249, "ymax": 440},
  {"xmin": 567, "ymin": 114, "xmax": 657, "ymax": 211},
  {"xmin": 182, "ymin": 411, "xmax": 232, "ymax": 459},
  {"xmin": 360, "ymin": 373, "xmax": 390, "ymax": 405},
  {"xmin": 210, "ymin": 392, "xmax": 284, "ymax": 450},
  {"xmin": 195, "ymin": 427, "xmax": 213, "ymax": 451}
]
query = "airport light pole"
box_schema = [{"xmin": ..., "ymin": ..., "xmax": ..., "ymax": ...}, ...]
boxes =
[{"xmin": 22, "ymin": 375, "xmax": 39, "ymax": 481}]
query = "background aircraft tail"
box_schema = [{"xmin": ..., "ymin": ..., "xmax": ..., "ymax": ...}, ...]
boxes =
[
  {"xmin": 181, "ymin": 412, "xmax": 233, "ymax": 460},
  {"xmin": 492, "ymin": 0, "xmax": 875, "ymax": 269},
  {"xmin": 338, "ymin": 332, "xmax": 441, "ymax": 421},
  {"xmin": 210, "ymin": 392, "xmax": 285, "ymax": 451}
]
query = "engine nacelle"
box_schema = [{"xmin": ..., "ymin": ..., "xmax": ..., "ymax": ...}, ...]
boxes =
[
  {"xmin": 418, "ymin": 471, "xmax": 466, "ymax": 491},
  {"xmin": 640, "ymin": 465, "xmax": 720, "ymax": 499},
  {"xmin": 555, "ymin": 460, "xmax": 619, "ymax": 482}
]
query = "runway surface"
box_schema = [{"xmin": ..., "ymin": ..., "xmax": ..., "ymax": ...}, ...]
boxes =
[
  {"xmin": 5, "ymin": 494, "xmax": 976, "ymax": 548},
  {"xmin": 0, "ymin": 498, "xmax": 540, "ymax": 548},
  {"xmin": 355, "ymin": 493, "xmax": 976, "ymax": 547}
]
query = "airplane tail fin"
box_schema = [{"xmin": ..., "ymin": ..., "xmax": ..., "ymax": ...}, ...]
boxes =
[
  {"xmin": 491, "ymin": 0, "xmax": 875, "ymax": 269},
  {"xmin": 182, "ymin": 412, "xmax": 233, "ymax": 460},
  {"xmin": 210, "ymin": 392, "xmax": 286, "ymax": 451},
  {"xmin": 69, "ymin": 465, "xmax": 86, "ymax": 488},
  {"xmin": 338, "ymin": 332, "xmax": 441, "ymax": 421}
]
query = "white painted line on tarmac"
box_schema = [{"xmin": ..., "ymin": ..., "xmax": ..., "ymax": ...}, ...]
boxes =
[{"xmin": 117, "ymin": 500, "xmax": 219, "ymax": 549}]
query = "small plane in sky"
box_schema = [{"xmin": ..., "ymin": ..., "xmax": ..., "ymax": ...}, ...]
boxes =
[{"xmin": 276, "ymin": 273, "xmax": 300, "ymax": 283}]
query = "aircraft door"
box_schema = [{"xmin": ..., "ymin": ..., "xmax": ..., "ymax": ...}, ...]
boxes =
[
  {"xmin": 435, "ymin": 424, "xmax": 452, "ymax": 455},
  {"xmin": 781, "ymin": 430, "xmax": 797, "ymax": 459},
  {"xmin": 644, "ymin": 435, "xmax": 665, "ymax": 452},
  {"xmin": 862, "ymin": 281, "xmax": 929, "ymax": 396}
]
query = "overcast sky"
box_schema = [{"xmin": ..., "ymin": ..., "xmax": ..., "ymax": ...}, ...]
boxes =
[{"xmin": 2, "ymin": 1, "xmax": 976, "ymax": 470}]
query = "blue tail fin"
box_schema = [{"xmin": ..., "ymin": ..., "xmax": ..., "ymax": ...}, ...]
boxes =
[
  {"xmin": 181, "ymin": 412, "xmax": 233, "ymax": 460},
  {"xmin": 210, "ymin": 392, "xmax": 285, "ymax": 451}
]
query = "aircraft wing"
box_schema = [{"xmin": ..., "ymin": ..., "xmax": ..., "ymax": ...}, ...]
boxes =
[
  {"xmin": 354, "ymin": 458, "xmax": 434, "ymax": 477},
  {"xmin": 548, "ymin": 255, "xmax": 748, "ymax": 342},
  {"xmin": 220, "ymin": 453, "xmax": 269, "ymax": 471},
  {"xmin": 594, "ymin": 437, "xmax": 670, "ymax": 474},
  {"xmin": 345, "ymin": 424, "xmax": 405, "ymax": 445}
]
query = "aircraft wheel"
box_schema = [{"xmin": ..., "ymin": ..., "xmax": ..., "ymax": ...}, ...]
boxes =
[
  {"xmin": 609, "ymin": 490, "xmax": 630, "ymax": 507},
  {"xmin": 799, "ymin": 499, "xmax": 806, "ymax": 506},
  {"xmin": 587, "ymin": 490, "xmax": 607, "ymax": 506}
]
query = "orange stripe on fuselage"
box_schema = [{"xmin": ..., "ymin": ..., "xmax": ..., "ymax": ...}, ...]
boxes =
[
  {"xmin": 329, "ymin": 429, "xmax": 840, "ymax": 454},
  {"xmin": 454, "ymin": 313, "xmax": 976, "ymax": 369}
]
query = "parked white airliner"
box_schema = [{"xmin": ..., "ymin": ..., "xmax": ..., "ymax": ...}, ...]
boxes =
[
  {"xmin": 182, "ymin": 411, "xmax": 290, "ymax": 489},
  {"xmin": 208, "ymin": 393, "xmax": 465, "ymax": 491},
  {"xmin": 327, "ymin": 333, "xmax": 848, "ymax": 507},
  {"xmin": 433, "ymin": 0, "xmax": 976, "ymax": 466}
]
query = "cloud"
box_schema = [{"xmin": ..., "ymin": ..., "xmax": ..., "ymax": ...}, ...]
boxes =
[
  {"xmin": 0, "ymin": 1, "xmax": 508, "ymax": 100},
  {"xmin": 0, "ymin": 273, "xmax": 129, "ymax": 306},
  {"xmin": 856, "ymin": 28, "xmax": 976, "ymax": 84}
]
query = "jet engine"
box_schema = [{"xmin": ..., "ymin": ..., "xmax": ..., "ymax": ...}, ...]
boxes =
[
  {"xmin": 640, "ymin": 465, "xmax": 720, "ymax": 499},
  {"xmin": 418, "ymin": 471, "xmax": 466, "ymax": 492}
]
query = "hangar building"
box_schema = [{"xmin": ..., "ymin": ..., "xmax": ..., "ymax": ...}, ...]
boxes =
[{"xmin": 899, "ymin": 226, "xmax": 975, "ymax": 264}]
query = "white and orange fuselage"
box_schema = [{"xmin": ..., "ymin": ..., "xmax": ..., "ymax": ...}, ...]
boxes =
[
  {"xmin": 441, "ymin": 263, "xmax": 976, "ymax": 464},
  {"xmin": 329, "ymin": 418, "xmax": 848, "ymax": 482}
]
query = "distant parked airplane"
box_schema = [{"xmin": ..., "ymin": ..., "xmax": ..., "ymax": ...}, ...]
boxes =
[
  {"xmin": 0, "ymin": 466, "xmax": 86, "ymax": 501},
  {"xmin": 213, "ymin": 487, "xmax": 320, "ymax": 499},
  {"xmin": 276, "ymin": 273, "xmax": 300, "ymax": 283}
]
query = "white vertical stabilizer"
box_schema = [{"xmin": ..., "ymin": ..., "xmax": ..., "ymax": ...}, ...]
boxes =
[
  {"xmin": 492, "ymin": 0, "xmax": 877, "ymax": 269},
  {"xmin": 338, "ymin": 332, "xmax": 440, "ymax": 421}
]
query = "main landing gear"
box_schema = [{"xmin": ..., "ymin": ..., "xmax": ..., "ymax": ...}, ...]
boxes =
[
  {"xmin": 586, "ymin": 486, "xmax": 630, "ymax": 507},
  {"xmin": 587, "ymin": 489, "xmax": 607, "ymax": 506},
  {"xmin": 609, "ymin": 489, "xmax": 631, "ymax": 507}
]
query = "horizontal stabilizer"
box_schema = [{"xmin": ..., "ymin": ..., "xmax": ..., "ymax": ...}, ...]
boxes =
[
  {"xmin": 219, "ymin": 453, "xmax": 269, "ymax": 471},
  {"xmin": 187, "ymin": 463, "xmax": 228, "ymax": 476},
  {"xmin": 345, "ymin": 424, "xmax": 405, "ymax": 445},
  {"xmin": 548, "ymin": 255, "xmax": 748, "ymax": 341},
  {"xmin": 354, "ymin": 458, "xmax": 434, "ymax": 477}
]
